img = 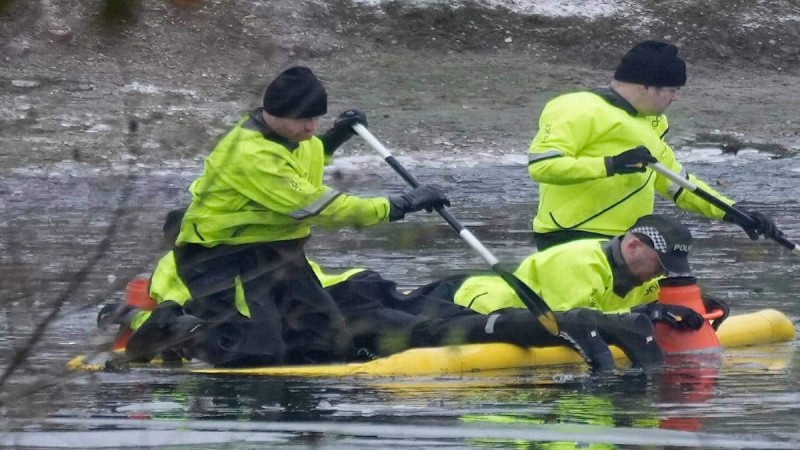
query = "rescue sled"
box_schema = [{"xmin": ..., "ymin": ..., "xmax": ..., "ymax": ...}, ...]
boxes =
[{"xmin": 69, "ymin": 308, "xmax": 796, "ymax": 377}]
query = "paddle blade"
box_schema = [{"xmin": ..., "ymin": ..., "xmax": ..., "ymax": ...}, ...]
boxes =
[{"xmin": 497, "ymin": 271, "xmax": 560, "ymax": 336}]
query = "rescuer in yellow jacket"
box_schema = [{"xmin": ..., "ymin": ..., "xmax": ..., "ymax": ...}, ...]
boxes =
[
  {"xmin": 447, "ymin": 215, "xmax": 720, "ymax": 322},
  {"xmin": 406, "ymin": 215, "xmax": 730, "ymax": 368},
  {"xmin": 528, "ymin": 40, "xmax": 779, "ymax": 250},
  {"xmin": 130, "ymin": 67, "xmax": 450, "ymax": 368}
]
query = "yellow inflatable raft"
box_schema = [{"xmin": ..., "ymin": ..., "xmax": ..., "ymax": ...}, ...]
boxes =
[{"xmin": 70, "ymin": 309, "xmax": 796, "ymax": 377}]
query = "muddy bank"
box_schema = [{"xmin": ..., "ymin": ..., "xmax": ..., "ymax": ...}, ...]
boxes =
[{"xmin": 1, "ymin": 0, "xmax": 800, "ymax": 170}]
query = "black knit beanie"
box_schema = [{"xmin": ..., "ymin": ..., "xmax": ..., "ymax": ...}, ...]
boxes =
[
  {"xmin": 263, "ymin": 66, "xmax": 328, "ymax": 118},
  {"xmin": 613, "ymin": 40, "xmax": 687, "ymax": 87}
]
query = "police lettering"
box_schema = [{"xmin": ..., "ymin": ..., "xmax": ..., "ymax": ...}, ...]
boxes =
[{"xmin": 673, "ymin": 243, "xmax": 692, "ymax": 252}]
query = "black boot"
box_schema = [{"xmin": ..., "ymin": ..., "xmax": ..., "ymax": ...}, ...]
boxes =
[
  {"xmin": 125, "ymin": 301, "xmax": 204, "ymax": 363},
  {"xmin": 596, "ymin": 312, "xmax": 666, "ymax": 370},
  {"xmin": 97, "ymin": 303, "xmax": 139, "ymax": 330},
  {"xmin": 557, "ymin": 309, "xmax": 617, "ymax": 373}
]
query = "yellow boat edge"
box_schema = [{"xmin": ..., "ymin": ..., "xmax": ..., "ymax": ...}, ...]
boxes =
[{"xmin": 68, "ymin": 308, "xmax": 796, "ymax": 377}]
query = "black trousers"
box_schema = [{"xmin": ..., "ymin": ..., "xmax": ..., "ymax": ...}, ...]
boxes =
[
  {"xmin": 326, "ymin": 272, "xmax": 571, "ymax": 356},
  {"xmin": 174, "ymin": 239, "xmax": 354, "ymax": 367},
  {"xmin": 397, "ymin": 275, "xmax": 664, "ymax": 368},
  {"xmin": 325, "ymin": 271, "xmax": 472, "ymax": 357}
]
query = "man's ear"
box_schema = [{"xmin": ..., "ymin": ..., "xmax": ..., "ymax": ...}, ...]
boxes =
[
  {"xmin": 628, "ymin": 234, "xmax": 644, "ymax": 248},
  {"xmin": 623, "ymin": 234, "xmax": 651, "ymax": 260},
  {"xmin": 621, "ymin": 233, "xmax": 639, "ymax": 250}
]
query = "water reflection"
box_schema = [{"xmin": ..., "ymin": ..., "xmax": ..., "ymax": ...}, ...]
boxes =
[
  {"xmin": 2, "ymin": 341, "xmax": 798, "ymax": 447},
  {"xmin": 655, "ymin": 354, "xmax": 724, "ymax": 433},
  {"xmin": 35, "ymin": 348, "xmax": 794, "ymax": 449}
]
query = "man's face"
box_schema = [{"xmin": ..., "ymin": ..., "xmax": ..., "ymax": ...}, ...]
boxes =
[
  {"xmin": 269, "ymin": 115, "xmax": 320, "ymax": 142},
  {"xmin": 640, "ymin": 86, "xmax": 680, "ymax": 115}
]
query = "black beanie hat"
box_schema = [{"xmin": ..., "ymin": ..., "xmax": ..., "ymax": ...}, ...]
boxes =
[
  {"xmin": 263, "ymin": 66, "xmax": 327, "ymax": 119},
  {"xmin": 613, "ymin": 40, "xmax": 687, "ymax": 87}
]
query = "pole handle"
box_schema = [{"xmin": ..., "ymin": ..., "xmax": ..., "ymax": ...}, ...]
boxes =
[{"xmin": 650, "ymin": 163, "xmax": 798, "ymax": 253}]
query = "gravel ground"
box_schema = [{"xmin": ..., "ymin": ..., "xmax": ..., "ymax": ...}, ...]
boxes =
[{"xmin": 1, "ymin": 0, "xmax": 800, "ymax": 169}]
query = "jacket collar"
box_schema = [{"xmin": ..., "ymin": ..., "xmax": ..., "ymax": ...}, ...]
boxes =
[
  {"xmin": 590, "ymin": 87, "xmax": 639, "ymax": 116},
  {"xmin": 243, "ymin": 108, "xmax": 299, "ymax": 150},
  {"xmin": 603, "ymin": 236, "xmax": 640, "ymax": 298}
]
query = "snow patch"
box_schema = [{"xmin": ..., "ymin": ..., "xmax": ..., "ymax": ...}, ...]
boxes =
[
  {"xmin": 675, "ymin": 146, "xmax": 775, "ymax": 165},
  {"xmin": 351, "ymin": 0, "xmax": 636, "ymax": 18},
  {"xmin": 11, "ymin": 79, "xmax": 40, "ymax": 88},
  {"xmin": 122, "ymin": 82, "xmax": 197, "ymax": 97}
]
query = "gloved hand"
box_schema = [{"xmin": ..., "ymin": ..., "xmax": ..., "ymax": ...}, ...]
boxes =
[
  {"xmin": 633, "ymin": 302, "xmax": 705, "ymax": 330},
  {"xmin": 320, "ymin": 109, "xmax": 368, "ymax": 156},
  {"xmin": 702, "ymin": 294, "xmax": 730, "ymax": 331},
  {"xmin": 388, "ymin": 184, "xmax": 450, "ymax": 221},
  {"xmin": 605, "ymin": 146, "xmax": 657, "ymax": 176},
  {"xmin": 333, "ymin": 109, "xmax": 367, "ymax": 133},
  {"xmin": 723, "ymin": 206, "xmax": 780, "ymax": 240}
]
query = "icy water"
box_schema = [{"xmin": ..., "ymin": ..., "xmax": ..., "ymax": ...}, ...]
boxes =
[{"xmin": 1, "ymin": 147, "xmax": 799, "ymax": 448}]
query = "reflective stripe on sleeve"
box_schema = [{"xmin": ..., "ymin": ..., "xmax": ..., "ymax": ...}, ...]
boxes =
[
  {"xmin": 666, "ymin": 168, "xmax": 689, "ymax": 200},
  {"xmin": 289, "ymin": 190, "xmax": 342, "ymax": 220},
  {"xmin": 528, "ymin": 150, "xmax": 565, "ymax": 165}
]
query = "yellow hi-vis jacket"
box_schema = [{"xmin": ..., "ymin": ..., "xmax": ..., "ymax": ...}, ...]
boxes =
[
  {"xmin": 528, "ymin": 89, "xmax": 733, "ymax": 236},
  {"xmin": 176, "ymin": 112, "xmax": 391, "ymax": 246},
  {"xmin": 131, "ymin": 250, "xmax": 366, "ymax": 331},
  {"xmin": 453, "ymin": 239, "xmax": 660, "ymax": 314}
]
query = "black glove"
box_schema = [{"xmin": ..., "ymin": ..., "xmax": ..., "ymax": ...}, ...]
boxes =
[
  {"xmin": 702, "ymin": 294, "xmax": 730, "ymax": 331},
  {"xmin": 334, "ymin": 109, "xmax": 367, "ymax": 131},
  {"xmin": 633, "ymin": 303, "xmax": 705, "ymax": 331},
  {"xmin": 605, "ymin": 146, "xmax": 657, "ymax": 176},
  {"xmin": 319, "ymin": 109, "xmax": 368, "ymax": 156},
  {"xmin": 723, "ymin": 206, "xmax": 780, "ymax": 240},
  {"xmin": 388, "ymin": 184, "xmax": 451, "ymax": 221}
]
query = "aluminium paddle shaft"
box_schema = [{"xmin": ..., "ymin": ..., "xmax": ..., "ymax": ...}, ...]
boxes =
[
  {"xmin": 354, "ymin": 125, "xmax": 496, "ymax": 263},
  {"xmin": 353, "ymin": 123, "xmax": 559, "ymax": 335},
  {"xmin": 650, "ymin": 162, "xmax": 799, "ymax": 253}
]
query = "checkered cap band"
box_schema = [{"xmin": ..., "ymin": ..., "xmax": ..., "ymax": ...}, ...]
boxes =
[{"xmin": 630, "ymin": 226, "xmax": 667, "ymax": 253}]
